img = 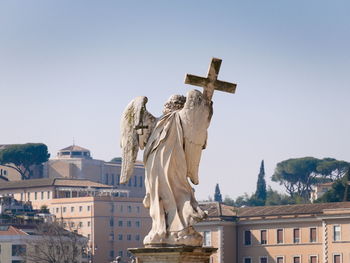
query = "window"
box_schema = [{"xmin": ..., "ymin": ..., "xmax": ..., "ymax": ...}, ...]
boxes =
[
  {"xmin": 71, "ymin": 222, "xmax": 75, "ymax": 227},
  {"xmin": 127, "ymin": 234, "xmax": 131, "ymax": 241},
  {"xmin": 88, "ymin": 221, "xmax": 91, "ymax": 227},
  {"xmin": 118, "ymin": 250, "xmax": 123, "ymax": 257},
  {"xmin": 203, "ymin": 231, "xmax": 211, "ymax": 246},
  {"xmin": 244, "ymin": 258, "xmax": 252, "ymax": 263},
  {"xmin": 310, "ymin": 228, "xmax": 317, "ymax": 243},
  {"xmin": 310, "ymin": 256, "xmax": 317, "ymax": 263},
  {"xmin": 71, "ymin": 206, "xmax": 74, "ymax": 212},
  {"xmin": 88, "ymin": 234, "xmax": 91, "ymax": 240},
  {"xmin": 34, "ymin": 192, "xmax": 38, "ymax": 200},
  {"xmin": 110, "ymin": 250, "xmax": 114, "ymax": 258},
  {"xmin": 87, "ymin": 205, "xmax": 91, "ymax": 211},
  {"xmin": 128, "ymin": 206, "xmax": 132, "ymax": 213},
  {"xmin": 293, "ymin": 256, "xmax": 300, "ymax": 263},
  {"xmin": 110, "ymin": 217, "xmax": 114, "ymax": 227},
  {"xmin": 128, "ymin": 179, "xmax": 132, "ymax": 186},
  {"xmin": 27, "ymin": 192, "xmax": 30, "ymax": 200},
  {"xmin": 79, "ymin": 222, "xmax": 83, "ymax": 227},
  {"xmin": 293, "ymin": 228, "xmax": 300, "ymax": 243},
  {"xmin": 110, "ymin": 232, "xmax": 115, "ymax": 241},
  {"xmin": 117, "ymin": 174, "xmax": 120, "ymax": 185},
  {"xmin": 260, "ymin": 230, "xmax": 267, "ymax": 244},
  {"xmin": 79, "ymin": 206, "xmax": 83, "ymax": 212},
  {"xmin": 41, "ymin": 191, "xmax": 44, "ymax": 200},
  {"xmin": 333, "ymin": 225, "xmax": 341, "ymax": 241},
  {"xmin": 110, "ymin": 203, "xmax": 114, "ymax": 213},
  {"xmin": 276, "ymin": 257, "xmax": 284, "ymax": 263},
  {"xmin": 137, "ymin": 206, "xmax": 140, "ymax": 213},
  {"xmin": 12, "ymin": 244, "xmax": 26, "ymax": 256},
  {"xmin": 135, "ymin": 221, "xmax": 141, "ymax": 228},
  {"xmin": 63, "ymin": 207, "xmax": 66, "ymax": 213},
  {"xmin": 118, "ymin": 234, "xmax": 123, "ymax": 240},
  {"xmin": 118, "ymin": 220, "xmax": 123, "ymax": 227},
  {"xmin": 134, "ymin": 176, "xmax": 137, "ymax": 187},
  {"xmin": 333, "ymin": 254, "xmax": 341, "ymax": 263},
  {"xmin": 244, "ymin": 230, "xmax": 251, "ymax": 245},
  {"xmin": 111, "ymin": 174, "xmax": 115, "ymax": 185},
  {"xmin": 127, "ymin": 221, "xmax": 131, "ymax": 227},
  {"xmin": 277, "ymin": 229, "xmax": 283, "ymax": 244},
  {"xmin": 135, "ymin": 234, "xmax": 140, "ymax": 241},
  {"xmin": 260, "ymin": 257, "xmax": 268, "ymax": 263},
  {"xmin": 47, "ymin": 191, "xmax": 50, "ymax": 199}
]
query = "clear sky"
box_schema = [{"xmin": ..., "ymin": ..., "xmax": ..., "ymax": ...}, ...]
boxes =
[{"xmin": 1, "ymin": 0, "xmax": 349, "ymax": 200}]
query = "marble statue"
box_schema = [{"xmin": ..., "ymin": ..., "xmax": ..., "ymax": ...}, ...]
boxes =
[{"xmin": 120, "ymin": 58, "xmax": 236, "ymax": 247}]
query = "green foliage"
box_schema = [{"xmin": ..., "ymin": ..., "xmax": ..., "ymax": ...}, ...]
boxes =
[
  {"xmin": 110, "ymin": 157, "xmax": 122, "ymax": 163},
  {"xmin": 316, "ymin": 168, "xmax": 350, "ymax": 203},
  {"xmin": 214, "ymin": 183, "xmax": 223, "ymax": 202},
  {"xmin": 0, "ymin": 143, "xmax": 50, "ymax": 180},
  {"xmin": 272, "ymin": 157, "xmax": 349, "ymax": 201},
  {"xmin": 255, "ymin": 160, "xmax": 267, "ymax": 204}
]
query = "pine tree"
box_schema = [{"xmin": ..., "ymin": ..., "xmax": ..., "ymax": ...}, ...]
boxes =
[
  {"xmin": 255, "ymin": 160, "xmax": 267, "ymax": 203},
  {"xmin": 214, "ymin": 184, "xmax": 222, "ymax": 202}
]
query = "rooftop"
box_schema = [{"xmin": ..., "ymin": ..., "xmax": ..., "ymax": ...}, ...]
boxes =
[
  {"xmin": 200, "ymin": 201, "xmax": 350, "ymax": 221},
  {"xmin": 59, "ymin": 145, "xmax": 90, "ymax": 152},
  {"xmin": 0, "ymin": 178, "xmax": 112, "ymax": 191},
  {"xmin": 0, "ymin": 225, "xmax": 28, "ymax": 236}
]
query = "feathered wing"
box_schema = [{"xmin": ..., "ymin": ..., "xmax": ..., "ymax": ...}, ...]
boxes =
[
  {"xmin": 178, "ymin": 90, "xmax": 212, "ymax": 185},
  {"xmin": 120, "ymin": 96, "xmax": 156, "ymax": 184}
]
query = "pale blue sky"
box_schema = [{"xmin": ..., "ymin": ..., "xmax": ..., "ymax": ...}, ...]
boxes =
[{"xmin": 1, "ymin": 1, "xmax": 349, "ymax": 200}]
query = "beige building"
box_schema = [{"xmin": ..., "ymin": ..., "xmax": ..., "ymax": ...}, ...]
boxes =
[
  {"xmin": 0, "ymin": 178, "xmax": 151, "ymax": 263},
  {"xmin": 197, "ymin": 202, "xmax": 350, "ymax": 263}
]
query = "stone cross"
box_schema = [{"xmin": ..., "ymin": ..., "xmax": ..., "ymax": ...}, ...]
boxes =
[{"xmin": 184, "ymin": 57, "xmax": 236, "ymax": 101}]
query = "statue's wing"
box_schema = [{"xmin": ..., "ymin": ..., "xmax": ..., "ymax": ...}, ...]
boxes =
[
  {"xmin": 178, "ymin": 90, "xmax": 212, "ymax": 185},
  {"xmin": 120, "ymin": 96, "xmax": 156, "ymax": 184}
]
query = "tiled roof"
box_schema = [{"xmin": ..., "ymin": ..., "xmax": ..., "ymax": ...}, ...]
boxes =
[
  {"xmin": 59, "ymin": 145, "xmax": 90, "ymax": 152},
  {"xmin": 0, "ymin": 178, "xmax": 112, "ymax": 190},
  {"xmin": 0, "ymin": 226, "xmax": 28, "ymax": 236},
  {"xmin": 200, "ymin": 201, "xmax": 350, "ymax": 220},
  {"xmin": 237, "ymin": 202, "xmax": 350, "ymax": 217}
]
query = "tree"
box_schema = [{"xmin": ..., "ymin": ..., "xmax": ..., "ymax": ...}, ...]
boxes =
[
  {"xmin": 24, "ymin": 222, "xmax": 88, "ymax": 263},
  {"xmin": 110, "ymin": 157, "xmax": 122, "ymax": 163},
  {"xmin": 214, "ymin": 183, "xmax": 222, "ymax": 202},
  {"xmin": 272, "ymin": 157, "xmax": 350, "ymax": 201},
  {"xmin": 0, "ymin": 143, "xmax": 50, "ymax": 180},
  {"xmin": 254, "ymin": 160, "xmax": 267, "ymax": 205},
  {"xmin": 317, "ymin": 168, "xmax": 350, "ymax": 203}
]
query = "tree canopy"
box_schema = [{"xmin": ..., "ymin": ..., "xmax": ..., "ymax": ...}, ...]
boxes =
[
  {"xmin": 0, "ymin": 143, "xmax": 50, "ymax": 180},
  {"xmin": 272, "ymin": 157, "xmax": 349, "ymax": 201},
  {"xmin": 214, "ymin": 184, "xmax": 222, "ymax": 202},
  {"xmin": 254, "ymin": 160, "xmax": 267, "ymax": 204}
]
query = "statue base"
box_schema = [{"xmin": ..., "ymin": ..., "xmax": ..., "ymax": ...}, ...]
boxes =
[{"xmin": 128, "ymin": 246, "xmax": 217, "ymax": 263}]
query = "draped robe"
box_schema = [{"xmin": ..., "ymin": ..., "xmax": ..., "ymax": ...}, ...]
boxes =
[{"xmin": 142, "ymin": 90, "xmax": 212, "ymax": 246}]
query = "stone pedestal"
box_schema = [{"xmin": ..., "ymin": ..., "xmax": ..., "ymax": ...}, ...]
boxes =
[{"xmin": 128, "ymin": 246, "xmax": 217, "ymax": 263}]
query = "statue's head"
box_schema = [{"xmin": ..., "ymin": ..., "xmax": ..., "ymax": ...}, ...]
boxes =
[{"xmin": 163, "ymin": 94, "xmax": 186, "ymax": 114}]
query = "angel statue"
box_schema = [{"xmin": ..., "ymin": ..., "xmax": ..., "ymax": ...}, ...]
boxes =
[{"xmin": 120, "ymin": 58, "xmax": 236, "ymax": 247}]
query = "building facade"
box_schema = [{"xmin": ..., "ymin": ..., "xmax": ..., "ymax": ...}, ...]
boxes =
[
  {"xmin": 197, "ymin": 202, "xmax": 350, "ymax": 263},
  {"xmin": 0, "ymin": 178, "xmax": 151, "ymax": 263}
]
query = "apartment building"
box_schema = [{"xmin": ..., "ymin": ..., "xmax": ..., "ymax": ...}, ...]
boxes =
[
  {"xmin": 0, "ymin": 178, "xmax": 151, "ymax": 263},
  {"xmin": 197, "ymin": 202, "xmax": 350, "ymax": 263}
]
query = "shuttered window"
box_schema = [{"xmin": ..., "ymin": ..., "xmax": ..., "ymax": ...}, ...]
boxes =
[
  {"xmin": 333, "ymin": 225, "xmax": 341, "ymax": 241},
  {"xmin": 310, "ymin": 228, "xmax": 317, "ymax": 242},
  {"xmin": 244, "ymin": 230, "xmax": 251, "ymax": 245},
  {"xmin": 310, "ymin": 256, "xmax": 317, "ymax": 263},
  {"xmin": 333, "ymin": 255, "xmax": 341, "ymax": 263},
  {"xmin": 261, "ymin": 230, "xmax": 267, "ymax": 244},
  {"xmin": 277, "ymin": 229, "xmax": 283, "ymax": 244},
  {"xmin": 293, "ymin": 228, "xmax": 300, "ymax": 243},
  {"xmin": 294, "ymin": 257, "xmax": 300, "ymax": 263},
  {"xmin": 277, "ymin": 257, "xmax": 284, "ymax": 263}
]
